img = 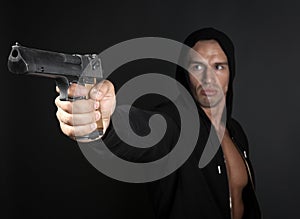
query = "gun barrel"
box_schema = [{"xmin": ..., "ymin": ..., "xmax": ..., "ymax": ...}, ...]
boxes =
[
  {"xmin": 8, "ymin": 43, "xmax": 84, "ymax": 78},
  {"xmin": 7, "ymin": 43, "xmax": 103, "ymax": 101}
]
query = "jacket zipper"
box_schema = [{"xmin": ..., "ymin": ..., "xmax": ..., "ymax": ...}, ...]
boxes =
[
  {"xmin": 229, "ymin": 190, "xmax": 233, "ymax": 219},
  {"xmin": 231, "ymin": 136, "xmax": 255, "ymax": 189},
  {"xmin": 224, "ymin": 151, "xmax": 233, "ymax": 219}
]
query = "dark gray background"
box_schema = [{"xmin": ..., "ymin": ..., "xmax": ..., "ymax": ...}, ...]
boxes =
[{"xmin": 1, "ymin": 0, "xmax": 300, "ymax": 218}]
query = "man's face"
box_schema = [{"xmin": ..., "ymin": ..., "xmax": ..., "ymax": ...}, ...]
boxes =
[{"xmin": 188, "ymin": 40, "xmax": 229, "ymax": 108}]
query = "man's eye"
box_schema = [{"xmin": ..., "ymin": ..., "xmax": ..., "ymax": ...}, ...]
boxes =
[
  {"xmin": 193, "ymin": 64, "xmax": 204, "ymax": 71},
  {"xmin": 216, "ymin": 65, "xmax": 224, "ymax": 70}
]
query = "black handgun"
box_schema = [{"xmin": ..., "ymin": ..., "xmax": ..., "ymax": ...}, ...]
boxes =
[{"xmin": 7, "ymin": 43, "xmax": 103, "ymax": 140}]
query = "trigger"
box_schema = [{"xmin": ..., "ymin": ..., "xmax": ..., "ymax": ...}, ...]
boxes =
[{"xmin": 55, "ymin": 77, "xmax": 69, "ymax": 101}]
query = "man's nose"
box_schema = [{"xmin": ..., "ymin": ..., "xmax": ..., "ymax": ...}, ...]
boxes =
[{"xmin": 202, "ymin": 68, "xmax": 216, "ymax": 84}]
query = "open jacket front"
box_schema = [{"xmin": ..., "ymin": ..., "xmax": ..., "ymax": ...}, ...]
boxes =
[{"xmin": 97, "ymin": 106, "xmax": 261, "ymax": 219}]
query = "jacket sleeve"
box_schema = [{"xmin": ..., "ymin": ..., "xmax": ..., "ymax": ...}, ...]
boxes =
[{"xmin": 82, "ymin": 105, "xmax": 180, "ymax": 163}]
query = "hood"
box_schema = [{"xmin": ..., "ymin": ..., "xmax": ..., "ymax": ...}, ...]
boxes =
[{"xmin": 175, "ymin": 27, "xmax": 236, "ymax": 121}]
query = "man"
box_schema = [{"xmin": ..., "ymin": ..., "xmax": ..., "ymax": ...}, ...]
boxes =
[{"xmin": 55, "ymin": 28, "xmax": 261, "ymax": 218}]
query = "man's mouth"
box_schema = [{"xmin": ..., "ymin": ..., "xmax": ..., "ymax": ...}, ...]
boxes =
[{"xmin": 200, "ymin": 88, "xmax": 217, "ymax": 96}]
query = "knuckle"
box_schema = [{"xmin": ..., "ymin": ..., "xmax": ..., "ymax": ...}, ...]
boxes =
[
  {"xmin": 65, "ymin": 126, "xmax": 75, "ymax": 137},
  {"xmin": 58, "ymin": 108, "xmax": 74, "ymax": 125},
  {"xmin": 56, "ymin": 109, "xmax": 60, "ymax": 120},
  {"xmin": 64, "ymin": 113, "xmax": 73, "ymax": 125},
  {"xmin": 60, "ymin": 122, "xmax": 74, "ymax": 137},
  {"xmin": 54, "ymin": 96, "xmax": 59, "ymax": 106},
  {"xmin": 65, "ymin": 101, "xmax": 73, "ymax": 113},
  {"xmin": 56, "ymin": 108, "xmax": 64, "ymax": 121}
]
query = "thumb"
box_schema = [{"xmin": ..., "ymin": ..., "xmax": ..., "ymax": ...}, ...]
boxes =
[
  {"xmin": 89, "ymin": 80, "xmax": 114, "ymax": 101},
  {"xmin": 90, "ymin": 80, "xmax": 115, "ymax": 134}
]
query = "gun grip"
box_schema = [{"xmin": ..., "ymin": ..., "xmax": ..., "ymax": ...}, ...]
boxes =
[
  {"xmin": 56, "ymin": 78, "xmax": 103, "ymax": 142},
  {"xmin": 69, "ymin": 95, "xmax": 103, "ymax": 142},
  {"xmin": 84, "ymin": 83, "xmax": 104, "ymax": 139}
]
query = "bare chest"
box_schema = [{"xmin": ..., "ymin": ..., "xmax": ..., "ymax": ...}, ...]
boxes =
[
  {"xmin": 221, "ymin": 133, "xmax": 248, "ymax": 189},
  {"xmin": 221, "ymin": 132, "xmax": 248, "ymax": 219}
]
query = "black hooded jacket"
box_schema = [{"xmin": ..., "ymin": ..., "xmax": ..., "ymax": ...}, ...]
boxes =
[{"xmin": 88, "ymin": 28, "xmax": 262, "ymax": 219}]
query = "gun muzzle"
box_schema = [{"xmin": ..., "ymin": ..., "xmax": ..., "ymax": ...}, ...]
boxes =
[
  {"xmin": 8, "ymin": 43, "xmax": 30, "ymax": 74},
  {"xmin": 8, "ymin": 43, "xmax": 83, "ymax": 77}
]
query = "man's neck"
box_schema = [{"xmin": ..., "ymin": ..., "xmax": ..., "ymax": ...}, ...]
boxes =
[{"xmin": 201, "ymin": 100, "xmax": 226, "ymax": 135}]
